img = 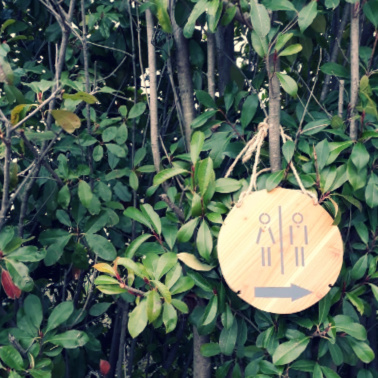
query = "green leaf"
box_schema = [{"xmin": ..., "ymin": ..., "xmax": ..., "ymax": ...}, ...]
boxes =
[
  {"xmin": 152, "ymin": 280, "xmax": 172, "ymax": 303},
  {"xmin": 141, "ymin": 204, "xmax": 161, "ymax": 235},
  {"xmin": 320, "ymin": 63, "xmax": 350, "ymax": 78},
  {"xmin": 298, "ymin": 1, "xmax": 318, "ymax": 33},
  {"xmin": 128, "ymin": 299, "xmax": 148, "ymax": 338},
  {"xmin": 196, "ymin": 220, "xmax": 213, "ymax": 261},
  {"xmin": 221, "ymin": 5, "xmax": 237, "ymax": 26},
  {"xmin": 24, "ymin": 294, "xmax": 42, "ymax": 330},
  {"xmin": 279, "ymin": 44, "xmax": 302, "ymax": 57},
  {"xmin": 200, "ymin": 343, "xmax": 221, "ymax": 357},
  {"xmin": 155, "ymin": 253, "xmax": 177, "ymax": 280},
  {"xmin": 263, "ymin": 0, "xmax": 296, "ymax": 11},
  {"xmin": 177, "ymin": 252, "xmax": 215, "ymax": 271},
  {"xmin": 106, "ymin": 143, "xmax": 126, "ymax": 158},
  {"xmin": 191, "ymin": 131, "xmax": 205, "ymax": 164},
  {"xmin": 117, "ymin": 257, "xmax": 147, "ymax": 279},
  {"xmin": 276, "ymin": 73, "xmax": 298, "ymax": 97},
  {"xmin": 318, "ymin": 293, "xmax": 332, "ymax": 324},
  {"xmin": 177, "ymin": 219, "xmax": 199, "ymax": 243},
  {"xmin": 363, "ymin": 0, "xmax": 378, "ymax": 28},
  {"xmin": 366, "ymin": 174, "xmax": 378, "ymax": 208},
  {"xmin": 46, "ymin": 301, "xmax": 74, "ymax": 333},
  {"xmin": 62, "ymin": 91, "xmax": 98, "ymax": 104},
  {"xmin": 128, "ymin": 102, "xmax": 146, "ymax": 119},
  {"xmin": 153, "ymin": 0, "xmax": 172, "ymax": 33},
  {"xmin": 125, "ymin": 234, "xmax": 153, "ymax": 258},
  {"xmin": 313, "ymin": 363, "xmax": 324, "ymax": 378},
  {"xmin": 146, "ymin": 290, "xmax": 162, "ymax": 323},
  {"xmin": 351, "ymin": 254, "xmax": 368, "ymax": 280},
  {"xmin": 191, "ymin": 110, "xmax": 218, "ymax": 128},
  {"xmin": 215, "ymin": 178, "xmax": 241, "ymax": 193},
  {"xmin": 153, "ymin": 167, "xmax": 189, "ymax": 186},
  {"xmin": 51, "ymin": 110, "xmax": 81, "ymax": 134},
  {"xmin": 46, "ymin": 330, "xmax": 89, "ymax": 349},
  {"xmin": 265, "ymin": 170, "xmax": 284, "ymax": 191},
  {"xmin": 315, "ymin": 139, "xmax": 330, "ymax": 171},
  {"xmin": 195, "ymin": 90, "xmax": 217, "ymax": 109},
  {"xmin": 251, "ymin": 31, "xmax": 268, "ymax": 58},
  {"xmin": 124, "ymin": 207, "xmax": 152, "ymax": 229},
  {"xmin": 183, "ymin": 0, "xmax": 208, "ymax": 38},
  {"xmin": 0, "ymin": 56, "xmax": 14, "ymax": 85},
  {"xmin": 8, "ymin": 246, "xmax": 46, "ymax": 262},
  {"xmin": 197, "ymin": 157, "xmax": 214, "ymax": 195},
  {"xmin": 89, "ymin": 302, "xmax": 111, "ymax": 316},
  {"xmin": 0, "ymin": 346, "xmax": 23, "ymax": 370},
  {"xmin": 207, "ymin": 0, "xmax": 222, "ymax": 32},
  {"xmin": 282, "ymin": 140, "xmax": 295, "ymax": 162},
  {"xmin": 272, "ymin": 338, "xmax": 310, "ymax": 365},
  {"xmin": 250, "ymin": 0, "xmax": 270, "ymax": 37},
  {"xmin": 275, "ymin": 33, "xmax": 294, "ymax": 52},
  {"xmin": 170, "ymin": 276, "xmax": 195, "ymax": 294},
  {"xmin": 347, "ymin": 159, "xmax": 367, "ymax": 191},
  {"xmin": 325, "ymin": 0, "xmax": 340, "ymax": 9},
  {"xmin": 163, "ymin": 302, "xmax": 177, "ymax": 333},
  {"xmin": 347, "ymin": 338, "xmax": 375, "ymax": 363},
  {"xmin": 78, "ymin": 181, "xmax": 93, "ymax": 209},
  {"xmin": 219, "ymin": 317, "xmax": 238, "ymax": 355},
  {"xmin": 302, "ymin": 119, "xmax": 331, "ymax": 135},
  {"xmin": 321, "ymin": 366, "xmax": 341, "ymax": 378},
  {"xmin": 202, "ymin": 295, "xmax": 218, "ymax": 326},
  {"xmin": 85, "ymin": 234, "xmax": 117, "ymax": 261},
  {"xmin": 334, "ymin": 315, "xmax": 367, "ymax": 340},
  {"xmin": 351, "ymin": 143, "xmax": 370, "ymax": 171},
  {"xmin": 328, "ymin": 342, "xmax": 343, "ymax": 366},
  {"xmin": 241, "ymin": 94, "xmax": 259, "ymax": 128},
  {"xmin": 171, "ymin": 298, "xmax": 189, "ymax": 313}
]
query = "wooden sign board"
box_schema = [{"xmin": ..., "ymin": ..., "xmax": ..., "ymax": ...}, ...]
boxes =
[{"xmin": 217, "ymin": 188, "xmax": 343, "ymax": 314}]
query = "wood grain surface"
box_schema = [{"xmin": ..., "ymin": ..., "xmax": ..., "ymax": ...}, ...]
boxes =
[{"xmin": 217, "ymin": 188, "xmax": 344, "ymax": 314}]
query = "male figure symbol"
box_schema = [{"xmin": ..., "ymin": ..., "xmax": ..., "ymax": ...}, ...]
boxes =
[
  {"xmin": 289, "ymin": 212, "xmax": 308, "ymax": 267},
  {"xmin": 256, "ymin": 213, "xmax": 275, "ymax": 267}
]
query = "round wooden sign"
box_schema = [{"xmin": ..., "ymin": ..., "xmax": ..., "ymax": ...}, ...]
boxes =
[{"xmin": 218, "ymin": 188, "xmax": 344, "ymax": 314}]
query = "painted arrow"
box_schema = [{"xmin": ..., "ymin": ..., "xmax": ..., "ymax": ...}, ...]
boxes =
[{"xmin": 255, "ymin": 284, "xmax": 312, "ymax": 301}]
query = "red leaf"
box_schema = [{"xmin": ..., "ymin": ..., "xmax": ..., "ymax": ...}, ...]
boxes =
[
  {"xmin": 99, "ymin": 359, "xmax": 111, "ymax": 376},
  {"xmin": 1, "ymin": 270, "xmax": 21, "ymax": 299}
]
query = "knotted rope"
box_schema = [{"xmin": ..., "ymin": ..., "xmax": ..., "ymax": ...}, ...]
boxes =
[{"xmin": 225, "ymin": 118, "xmax": 318, "ymax": 206}]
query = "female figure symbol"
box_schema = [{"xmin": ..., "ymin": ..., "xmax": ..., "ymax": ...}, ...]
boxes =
[
  {"xmin": 290, "ymin": 212, "xmax": 308, "ymax": 267},
  {"xmin": 256, "ymin": 213, "xmax": 275, "ymax": 267}
]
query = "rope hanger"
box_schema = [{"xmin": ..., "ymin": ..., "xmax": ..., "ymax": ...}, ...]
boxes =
[{"xmin": 225, "ymin": 118, "xmax": 318, "ymax": 206}]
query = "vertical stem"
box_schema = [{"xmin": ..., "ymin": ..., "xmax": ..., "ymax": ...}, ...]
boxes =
[
  {"xmin": 338, "ymin": 79, "xmax": 345, "ymax": 118},
  {"xmin": 350, "ymin": 2, "xmax": 360, "ymax": 141},
  {"xmin": 0, "ymin": 124, "xmax": 11, "ymax": 229},
  {"xmin": 146, "ymin": 9, "xmax": 161, "ymax": 172},
  {"xmin": 170, "ymin": 0, "xmax": 195, "ymax": 149},
  {"xmin": 193, "ymin": 326, "xmax": 211, "ymax": 378},
  {"xmin": 207, "ymin": 31, "xmax": 216, "ymax": 100},
  {"xmin": 266, "ymin": 54, "xmax": 281, "ymax": 173},
  {"xmin": 116, "ymin": 303, "xmax": 129, "ymax": 377},
  {"xmin": 320, "ymin": 4, "xmax": 350, "ymax": 102},
  {"xmin": 81, "ymin": 0, "xmax": 94, "ymax": 185}
]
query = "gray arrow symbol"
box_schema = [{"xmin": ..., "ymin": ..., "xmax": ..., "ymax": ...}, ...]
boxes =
[{"xmin": 255, "ymin": 284, "xmax": 312, "ymax": 301}]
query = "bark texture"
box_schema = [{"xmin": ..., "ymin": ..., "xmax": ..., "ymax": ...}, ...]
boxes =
[
  {"xmin": 146, "ymin": 9, "xmax": 161, "ymax": 172},
  {"xmin": 193, "ymin": 326, "xmax": 211, "ymax": 378},
  {"xmin": 349, "ymin": 3, "xmax": 360, "ymax": 141},
  {"xmin": 170, "ymin": 2, "xmax": 195, "ymax": 149},
  {"xmin": 267, "ymin": 55, "xmax": 281, "ymax": 173},
  {"xmin": 207, "ymin": 31, "xmax": 216, "ymax": 100}
]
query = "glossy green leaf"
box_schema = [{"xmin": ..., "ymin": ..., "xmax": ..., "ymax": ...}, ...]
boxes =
[
  {"xmin": 320, "ymin": 63, "xmax": 349, "ymax": 78},
  {"xmin": 153, "ymin": 0, "xmax": 172, "ymax": 33},
  {"xmin": 78, "ymin": 181, "xmax": 93, "ymax": 209},
  {"xmin": 183, "ymin": 0, "xmax": 207, "ymax": 38},
  {"xmin": 351, "ymin": 143, "xmax": 370, "ymax": 171},
  {"xmin": 251, "ymin": 31, "xmax": 268, "ymax": 58},
  {"xmin": 141, "ymin": 204, "xmax": 161, "ymax": 235},
  {"xmin": 363, "ymin": 0, "xmax": 378, "ymax": 28},
  {"xmin": 0, "ymin": 346, "xmax": 23, "ymax": 370},
  {"xmin": 202, "ymin": 295, "xmax": 218, "ymax": 326},
  {"xmin": 219, "ymin": 317, "xmax": 238, "ymax": 355},
  {"xmin": 146, "ymin": 290, "xmax": 162, "ymax": 323},
  {"xmin": 128, "ymin": 102, "xmax": 146, "ymax": 119},
  {"xmin": 177, "ymin": 218, "xmax": 199, "ymax": 242},
  {"xmin": 279, "ymin": 44, "xmax": 302, "ymax": 57},
  {"xmin": 265, "ymin": 170, "xmax": 284, "ymax": 191},
  {"xmin": 46, "ymin": 301, "xmax": 74, "ymax": 333},
  {"xmin": 124, "ymin": 207, "xmax": 152, "ymax": 229},
  {"xmin": 273, "ymin": 338, "xmax": 310, "ymax": 365},
  {"xmin": 51, "ymin": 110, "xmax": 81, "ymax": 134},
  {"xmin": 46, "ymin": 330, "xmax": 89, "ymax": 349},
  {"xmin": 163, "ymin": 302, "xmax": 177, "ymax": 333},
  {"xmin": 128, "ymin": 299, "xmax": 148, "ymax": 338},
  {"xmin": 196, "ymin": 220, "xmax": 213, "ymax": 261},
  {"xmin": 250, "ymin": 0, "xmax": 270, "ymax": 37},
  {"xmin": 241, "ymin": 93, "xmax": 259, "ymax": 128},
  {"xmin": 191, "ymin": 131, "xmax": 205, "ymax": 164},
  {"xmin": 153, "ymin": 167, "xmax": 189, "ymax": 186},
  {"xmin": 276, "ymin": 73, "xmax": 298, "ymax": 97},
  {"xmin": 366, "ymin": 174, "xmax": 378, "ymax": 208},
  {"xmin": 177, "ymin": 252, "xmax": 215, "ymax": 271},
  {"xmin": 347, "ymin": 338, "xmax": 375, "ymax": 363},
  {"xmin": 85, "ymin": 234, "xmax": 117, "ymax": 261},
  {"xmin": 197, "ymin": 157, "xmax": 214, "ymax": 196},
  {"xmin": 298, "ymin": 1, "xmax": 318, "ymax": 33}
]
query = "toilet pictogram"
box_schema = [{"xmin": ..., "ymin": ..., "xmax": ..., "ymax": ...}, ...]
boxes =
[{"xmin": 217, "ymin": 188, "xmax": 344, "ymax": 314}]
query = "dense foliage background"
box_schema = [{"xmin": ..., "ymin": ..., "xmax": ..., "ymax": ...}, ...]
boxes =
[{"xmin": 0, "ymin": 0, "xmax": 378, "ymax": 376}]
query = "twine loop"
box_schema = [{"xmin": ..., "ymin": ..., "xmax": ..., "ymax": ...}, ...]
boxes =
[{"xmin": 225, "ymin": 118, "xmax": 318, "ymax": 206}]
